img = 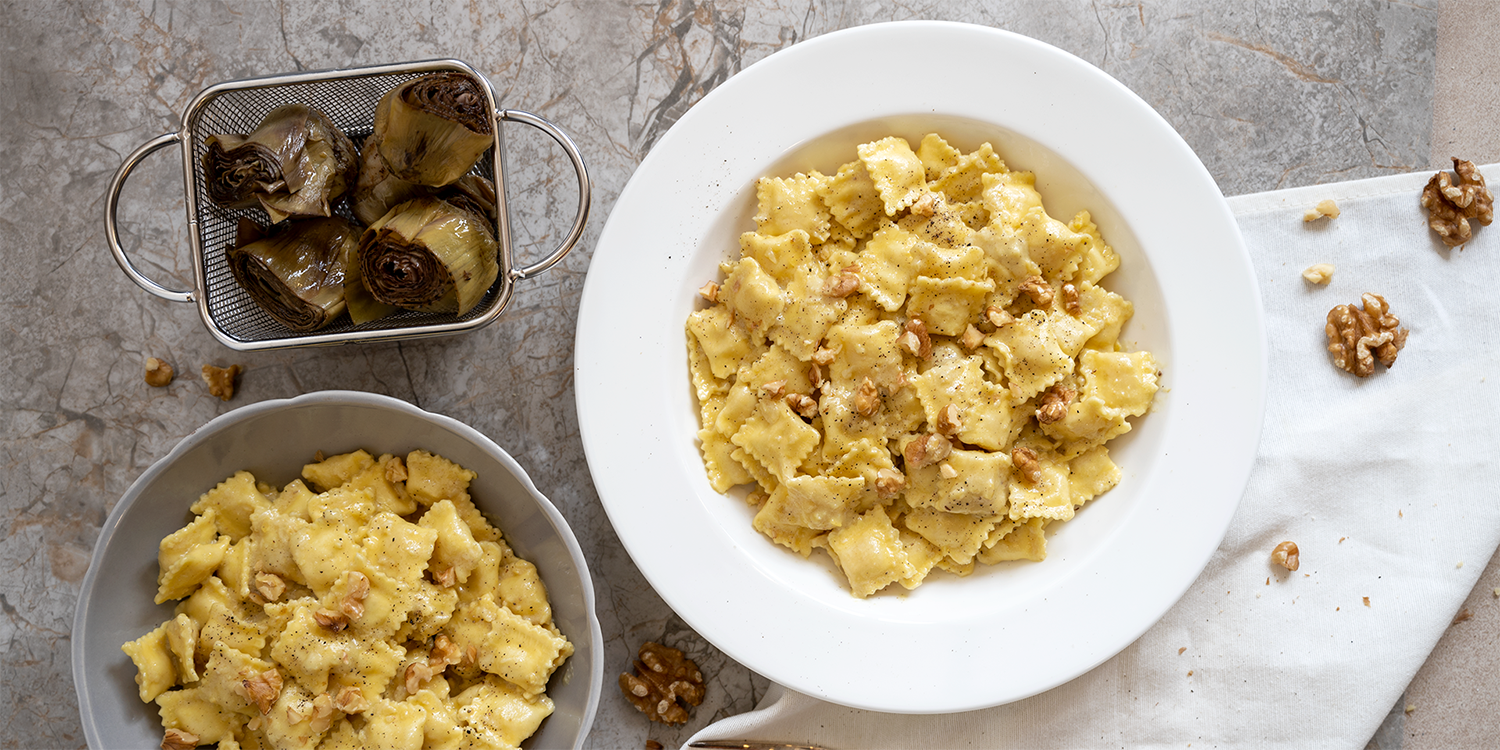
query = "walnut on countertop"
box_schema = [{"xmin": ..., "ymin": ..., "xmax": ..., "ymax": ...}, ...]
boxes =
[
  {"xmin": 144, "ymin": 357, "xmax": 174, "ymax": 387},
  {"xmin": 1302, "ymin": 199, "xmax": 1341, "ymax": 222},
  {"xmin": 1301, "ymin": 263, "xmax": 1335, "ymax": 285},
  {"xmin": 1271, "ymin": 541, "xmax": 1300, "ymax": 571},
  {"xmin": 619, "ymin": 641, "xmax": 705, "ymax": 725},
  {"xmin": 1325, "ymin": 293, "xmax": 1408, "ymax": 377},
  {"xmin": 202, "ymin": 363, "xmax": 243, "ymax": 401},
  {"xmin": 1421, "ymin": 157, "xmax": 1494, "ymax": 247}
]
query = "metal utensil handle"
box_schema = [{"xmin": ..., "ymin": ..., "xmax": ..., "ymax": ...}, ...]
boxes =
[
  {"xmin": 103, "ymin": 132, "xmax": 195, "ymax": 303},
  {"xmin": 497, "ymin": 109, "xmax": 591, "ymax": 280}
]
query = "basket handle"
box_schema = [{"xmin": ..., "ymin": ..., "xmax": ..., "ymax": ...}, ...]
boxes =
[
  {"xmin": 496, "ymin": 110, "xmax": 592, "ymax": 281},
  {"xmin": 104, "ymin": 132, "xmax": 195, "ymax": 302}
]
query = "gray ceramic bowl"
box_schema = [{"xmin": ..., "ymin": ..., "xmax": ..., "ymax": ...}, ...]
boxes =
[{"xmin": 72, "ymin": 390, "xmax": 602, "ymax": 749}]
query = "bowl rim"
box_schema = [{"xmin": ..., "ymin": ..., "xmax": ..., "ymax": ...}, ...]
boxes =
[{"xmin": 71, "ymin": 389, "xmax": 604, "ymax": 748}]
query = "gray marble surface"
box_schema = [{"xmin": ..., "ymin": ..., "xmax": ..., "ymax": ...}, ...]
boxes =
[{"xmin": 0, "ymin": 2, "xmax": 1439, "ymax": 748}]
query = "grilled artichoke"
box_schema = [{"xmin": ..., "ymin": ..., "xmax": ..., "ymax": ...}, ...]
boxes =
[
  {"xmin": 204, "ymin": 104, "xmax": 358, "ymax": 223},
  {"xmin": 227, "ymin": 216, "xmax": 360, "ymax": 332},
  {"xmin": 372, "ymin": 73, "xmax": 493, "ymax": 187},
  {"xmin": 358, "ymin": 197, "xmax": 499, "ymax": 315}
]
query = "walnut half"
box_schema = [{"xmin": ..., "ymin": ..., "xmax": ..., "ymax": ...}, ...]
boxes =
[
  {"xmin": 1325, "ymin": 293, "xmax": 1409, "ymax": 377},
  {"xmin": 1421, "ymin": 157, "xmax": 1494, "ymax": 247},
  {"xmin": 619, "ymin": 641, "xmax": 705, "ymax": 725},
  {"xmin": 201, "ymin": 363, "xmax": 243, "ymax": 401}
]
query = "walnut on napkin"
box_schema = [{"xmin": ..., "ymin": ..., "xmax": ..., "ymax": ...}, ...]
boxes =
[
  {"xmin": 1421, "ymin": 157, "xmax": 1493, "ymax": 247},
  {"xmin": 1325, "ymin": 293, "xmax": 1408, "ymax": 377},
  {"xmin": 620, "ymin": 641, "xmax": 705, "ymax": 724}
]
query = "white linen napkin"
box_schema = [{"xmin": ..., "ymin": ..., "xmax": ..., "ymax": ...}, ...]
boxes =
[{"xmin": 684, "ymin": 166, "xmax": 1500, "ymax": 750}]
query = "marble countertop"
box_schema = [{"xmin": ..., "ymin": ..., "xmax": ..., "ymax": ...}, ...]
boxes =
[{"xmin": 5, "ymin": 1, "xmax": 1491, "ymax": 748}]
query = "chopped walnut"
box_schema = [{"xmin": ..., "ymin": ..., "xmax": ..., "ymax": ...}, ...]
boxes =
[
  {"xmin": 822, "ymin": 265, "xmax": 861, "ymax": 298},
  {"xmin": 334, "ymin": 685, "xmax": 368, "ymax": 714},
  {"xmin": 340, "ymin": 571, "xmax": 370, "ymax": 620},
  {"xmin": 1302, "ymin": 199, "xmax": 1341, "ymax": 222},
  {"xmin": 874, "ymin": 468, "xmax": 906, "ymax": 498},
  {"xmin": 309, "ymin": 692, "xmax": 336, "ymax": 733},
  {"xmin": 698, "ymin": 281, "xmax": 720, "ymax": 303},
  {"xmin": 903, "ymin": 433, "xmax": 952, "ymax": 470},
  {"xmin": 647, "ymin": 741, "xmax": 665, "ymax": 750},
  {"xmin": 254, "ymin": 573, "xmax": 286, "ymax": 603},
  {"xmin": 1325, "ymin": 293, "xmax": 1408, "ymax": 377},
  {"xmin": 1018, "ymin": 275, "xmax": 1054, "ymax": 307},
  {"xmin": 853, "ymin": 377, "xmax": 881, "ymax": 417},
  {"xmin": 161, "ymin": 728, "xmax": 199, "ymax": 750},
  {"xmin": 808, "ymin": 362, "xmax": 824, "ymax": 388},
  {"xmin": 405, "ymin": 659, "xmax": 436, "ymax": 694},
  {"xmin": 900, "ymin": 318, "xmax": 932, "ymax": 359},
  {"xmin": 1061, "ymin": 283, "xmax": 1081, "ymax": 316},
  {"xmin": 385, "ymin": 456, "xmax": 408, "ymax": 483},
  {"xmin": 1036, "ymin": 385, "xmax": 1076, "ymax": 425},
  {"xmin": 938, "ymin": 462, "xmax": 959, "ymax": 479},
  {"xmin": 432, "ymin": 566, "xmax": 457, "ymax": 588},
  {"xmin": 760, "ymin": 379, "xmax": 787, "ymax": 399},
  {"xmin": 429, "ymin": 634, "xmax": 463, "ymax": 668},
  {"xmin": 1301, "ymin": 263, "xmax": 1335, "ymax": 285},
  {"xmin": 786, "ymin": 393, "xmax": 819, "ymax": 418},
  {"xmin": 1271, "ymin": 541, "xmax": 1300, "ymax": 571},
  {"xmin": 1422, "ymin": 158, "xmax": 1494, "ymax": 246},
  {"xmin": 1012, "ymin": 446, "xmax": 1042, "ymax": 485},
  {"xmin": 935, "ymin": 403, "xmax": 962, "ymax": 437},
  {"xmin": 1452, "ymin": 608, "xmax": 1474, "ymax": 625},
  {"xmin": 313, "ymin": 608, "xmax": 348, "ymax": 632},
  {"xmin": 960, "ymin": 324, "xmax": 985, "ymax": 350},
  {"xmin": 985, "ymin": 305, "xmax": 1014, "ymax": 328},
  {"xmin": 238, "ymin": 667, "xmax": 283, "ymax": 715},
  {"xmin": 910, "ymin": 191, "xmax": 940, "ymax": 217},
  {"xmin": 619, "ymin": 641, "xmax": 706, "ymax": 725},
  {"xmin": 201, "ymin": 363, "xmax": 243, "ymax": 401},
  {"xmin": 812, "ymin": 346, "xmax": 837, "ymax": 366},
  {"xmin": 144, "ymin": 357, "xmax": 175, "ymax": 387}
]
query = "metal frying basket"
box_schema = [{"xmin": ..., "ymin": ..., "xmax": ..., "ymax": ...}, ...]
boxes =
[{"xmin": 104, "ymin": 59, "xmax": 590, "ymax": 351}]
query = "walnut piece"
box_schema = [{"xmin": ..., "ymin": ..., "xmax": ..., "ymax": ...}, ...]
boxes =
[
  {"xmin": 822, "ymin": 265, "xmax": 861, "ymax": 298},
  {"xmin": 935, "ymin": 403, "xmax": 962, "ymax": 437},
  {"xmin": 938, "ymin": 462, "xmax": 959, "ymax": 479},
  {"xmin": 385, "ymin": 456, "xmax": 408, "ymax": 483},
  {"xmin": 903, "ymin": 433, "xmax": 952, "ymax": 470},
  {"xmin": 900, "ymin": 318, "xmax": 932, "ymax": 359},
  {"xmin": 313, "ymin": 608, "xmax": 348, "ymax": 632},
  {"xmin": 254, "ymin": 573, "xmax": 286, "ymax": 603},
  {"xmin": 698, "ymin": 281, "xmax": 720, "ymax": 303},
  {"xmin": 1301, "ymin": 263, "xmax": 1335, "ymax": 285},
  {"xmin": 308, "ymin": 692, "xmax": 336, "ymax": 733},
  {"xmin": 144, "ymin": 357, "xmax": 174, "ymax": 387},
  {"xmin": 161, "ymin": 728, "xmax": 199, "ymax": 750},
  {"xmin": 1061, "ymin": 283, "xmax": 1081, "ymax": 316},
  {"xmin": 960, "ymin": 324, "xmax": 985, "ymax": 351},
  {"xmin": 429, "ymin": 634, "xmax": 463, "ymax": 668},
  {"xmin": 985, "ymin": 305, "xmax": 1014, "ymax": 328},
  {"xmin": 853, "ymin": 377, "xmax": 881, "ymax": 417},
  {"xmin": 334, "ymin": 685, "xmax": 368, "ymax": 714},
  {"xmin": 238, "ymin": 667, "xmax": 283, "ymax": 715},
  {"xmin": 1018, "ymin": 275, "xmax": 1053, "ymax": 307},
  {"xmin": 201, "ymin": 363, "xmax": 243, "ymax": 401},
  {"xmin": 760, "ymin": 379, "xmax": 787, "ymax": 399},
  {"xmin": 618, "ymin": 641, "xmax": 706, "ymax": 725},
  {"xmin": 1012, "ymin": 446, "xmax": 1042, "ymax": 485},
  {"xmin": 786, "ymin": 393, "xmax": 819, "ymax": 419},
  {"xmin": 1325, "ymin": 293, "xmax": 1409, "ymax": 377},
  {"xmin": 340, "ymin": 571, "xmax": 370, "ymax": 620},
  {"xmin": 1036, "ymin": 385, "xmax": 1076, "ymax": 425},
  {"xmin": 405, "ymin": 659, "xmax": 436, "ymax": 693},
  {"xmin": 1271, "ymin": 541, "xmax": 1300, "ymax": 571},
  {"xmin": 1422, "ymin": 158, "xmax": 1494, "ymax": 247},
  {"xmin": 812, "ymin": 346, "xmax": 837, "ymax": 366},
  {"xmin": 874, "ymin": 468, "xmax": 906, "ymax": 498},
  {"xmin": 1302, "ymin": 199, "xmax": 1341, "ymax": 222},
  {"xmin": 910, "ymin": 191, "xmax": 940, "ymax": 217}
]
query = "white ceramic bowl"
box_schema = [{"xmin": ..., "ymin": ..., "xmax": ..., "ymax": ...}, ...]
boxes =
[
  {"xmin": 576, "ymin": 21, "xmax": 1265, "ymax": 713},
  {"xmin": 72, "ymin": 390, "xmax": 603, "ymax": 748}
]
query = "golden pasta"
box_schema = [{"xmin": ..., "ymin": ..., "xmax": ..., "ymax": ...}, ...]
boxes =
[
  {"xmin": 686, "ymin": 133, "xmax": 1160, "ymax": 597},
  {"xmin": 121, "ymin": 450, "xmax": 571, "ymax": 748}
]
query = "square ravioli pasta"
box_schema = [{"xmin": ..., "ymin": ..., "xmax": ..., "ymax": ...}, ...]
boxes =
[
  {"xmin": 122, "ymin": 449, "xmax": 572, "ymax": 750},
  {"xmin": 686, "ymin": 133, "xmax": 1160, "ymax": 598}
]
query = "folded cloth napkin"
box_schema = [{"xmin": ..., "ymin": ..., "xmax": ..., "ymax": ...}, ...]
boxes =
[{"xmin": 685, "ymin": 166, "xmax": 1500, "ymax": 750}]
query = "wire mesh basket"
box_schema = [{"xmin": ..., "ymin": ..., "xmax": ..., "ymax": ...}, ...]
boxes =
[{"xmin": 105, "ymin": 59, "xmax": 590, "ymax": 351}]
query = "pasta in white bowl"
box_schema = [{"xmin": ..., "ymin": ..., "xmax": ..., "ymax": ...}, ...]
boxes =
[{"xmin": 576, "ymin": 21, "xmax": 1263, "ymax": 713}]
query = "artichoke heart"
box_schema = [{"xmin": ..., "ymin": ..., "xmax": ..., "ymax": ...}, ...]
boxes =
[
  {"xmin": 227, "ymin": 216, "xmax": 360, "ymax": 332},
  {"xmin": 359, "ymin": 197, "xmax": 499, "ymax": 316},
  {"xmin": 204, "ymin": 104, "xmax": 358, "ymax": 223},
  {"xmin": 350, "ymin": 133, "xmax": 430, "ymax": 226},
  {"xmin": 373, "ymin": 73, "xmax": 494, "ymax": 187}
]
